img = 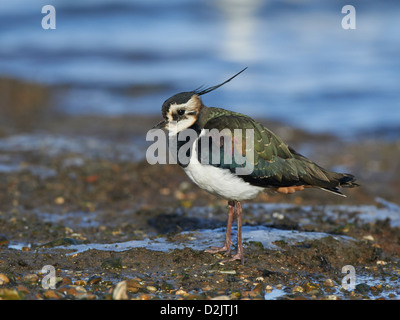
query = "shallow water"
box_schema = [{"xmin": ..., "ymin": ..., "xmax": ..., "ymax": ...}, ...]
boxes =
[
  {"xmin": 14, "ymin": 200, "xmax": 397, "ymax": 255},
  {"xmin": 0, "ymin": 0, "xmax": 399, "ymax": 138},
  {"xmin": 43, "ymin": 225, "xmax": 351, "ymax": 255}
]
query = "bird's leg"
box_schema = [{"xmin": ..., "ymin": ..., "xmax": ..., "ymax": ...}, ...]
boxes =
[
  {"xmin": 205, "ymin": 200, "xmax": 235, "ymax": 255},
  {"xmin": 223, "ymin": 201, "xmax": 244, "ymax": 264}
]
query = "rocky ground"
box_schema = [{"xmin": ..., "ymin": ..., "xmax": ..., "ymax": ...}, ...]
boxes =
[{"xmin": 0, "ymin": 77, "xmax": 400, "ymax": 301}]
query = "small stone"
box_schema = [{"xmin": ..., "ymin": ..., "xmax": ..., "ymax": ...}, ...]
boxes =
[
  {"xmin": 87, "ymin": 275, "xmax": 102, "ymax": 285},
  {"xmin": 249, "ymin": 283, "xmax": 265, "ymax": 297},
  {"xmin": 370, "ymin": 284, "xmax": 383, "ymax": 293},
  {"xmin": 362, "ymin": 235, "xmax": 374, "ymax": 241},
  {"xmin": 57, "ymin": 285, "xmax": 77, "ymax": 296},
  {"xmin": 54, "ymin": 197, "xmax": 65, "ymax": 205},
  {"xmin": 325, "ymin": 295, "xmax": 338, "ymax": 300},
  {"xmin": 211, "ymin": 295, "xmax": 231, "ymax": 300},
  {"xmin": 292, "ymin": 286, "xmax": 304, "ymax": 293},
  {"xmin": 0, "ymin": 288, "xmax": 21, "ymax": 300},
  {"xmin": 303, "ymin": 282, "xmax": 319, "ymax": 293},
  {"xmin": 160, "ymin": 187, "xmax": 170, "ymax": 195},
  {"xmin": 126, "ymin": 279, "xmax": 143, "ymax": 293},
  {"xmin": 113, "ymin": 281, "xmax": 128, "ymax": 300},
  {"xmin": 59, "ymin": 277, "xmax": 72, "ymax": 286},
  {"xmin": 202, "ymin": 285, "xmax": 213, "ymax": 292},
  {"xmin": 0, "ymin": 273, "xmax": 10, "ymax": 285},
  {"xmin": 176, "ymin": 289, "xmax": 187, "ymax": 295},
  {"xmin": 146, "ymin": 285, "xmax": 157, "ymax": 293},
  {"xmin": 101, "ymin": 257, "xmax": 122, "ymax": 270},
  {"xmin": 22, "ymin": 273, "xmax": 39, "ymax": 284},
  {"xmin": 160, "ymin": 281, "xmax": 174, "ymax": 292},
  {"xmin": 355, "ymin": 283, "xmax": 370, "ymax": 294},
  {"xmin": 138, "ymin": 293, "xmax": 152, "ymax": 300},
  {"xmin": 323, "ymin": 279, "xmax": 335, "ymax": 288},
  {"xmin": 43, "ymin": 289, "xmax": 62, "ymax": 299},
  {"xmin": 218, "ymin": 270, "xmax": 236, "ymax": 274},
  {"xmin": 74, "ymin": 280, "xmax": 87, "ymax": 286},
  {"xmin": 16, "ymin": 285, "xmax": 29, "ymax": 295},
  {"xmin": 77, "ymin": 293, "xmax": 97, "ymax": 300}
]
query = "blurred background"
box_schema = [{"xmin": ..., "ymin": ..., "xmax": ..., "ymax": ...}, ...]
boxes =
[{"xmin": 0, "ymin": 0, "xmax": 399, "ymax": 138}]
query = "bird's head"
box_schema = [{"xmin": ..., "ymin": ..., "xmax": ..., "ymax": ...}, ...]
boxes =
[
  {"xmin": 153, "ymin": 92, "xmax": 202, "ymax": 133},
  {"xmin": 153, "ymin": 67, "xmax": 248, "ymax": 134}
]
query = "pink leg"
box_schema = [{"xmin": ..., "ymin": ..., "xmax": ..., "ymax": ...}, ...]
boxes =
[
  {"xmin": 222, "ymin": 201, "xmax": 244, "ymax": 264},
  {"xmin": 205, "ymin": 200, "xmax": 235, "ymax": 255}
]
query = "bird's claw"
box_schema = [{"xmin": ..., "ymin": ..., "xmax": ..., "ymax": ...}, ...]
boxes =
[
  {"xmin": 205, "ymin": 245, "xmax": 231, "ymax": 256},
  {"xmin": 221, "ymin": 252, "xmax": 244, "ymax": 265}
]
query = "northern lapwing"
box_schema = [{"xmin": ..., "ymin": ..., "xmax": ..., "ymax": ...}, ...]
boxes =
[{"xmin": 153, "ymin": 68, "xmax": 358, "ymax": 264}]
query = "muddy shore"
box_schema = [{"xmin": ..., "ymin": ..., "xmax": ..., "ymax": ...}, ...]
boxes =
[{"xmin": 0, "ymin": 77, "xmax": 400, "ymax": 301}]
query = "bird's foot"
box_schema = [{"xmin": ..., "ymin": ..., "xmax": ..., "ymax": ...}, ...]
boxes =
[
  {"xmin": 205, "ymin": 245, "xmax": 231, "ymax": 256},
  {"xmin": 221, "ymin": 251, "xmax": 244, "ymax": 265}
]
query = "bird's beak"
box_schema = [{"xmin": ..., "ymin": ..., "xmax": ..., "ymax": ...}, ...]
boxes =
[{"xmin": 152, "ymin": 119, "xmax": 167, "ymax": 130}]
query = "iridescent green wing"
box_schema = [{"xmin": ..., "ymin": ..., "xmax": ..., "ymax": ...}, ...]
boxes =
[{"xmin": 200, "ymin": 111, "xmax": 336, "ymax": 188}]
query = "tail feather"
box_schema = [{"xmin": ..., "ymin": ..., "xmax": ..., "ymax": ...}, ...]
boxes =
[
  {"xmin": 289, "ymin": 148, "xmax": 359, "ymax": 197},
  {"xmin": 320, "ymin": 172, "xmax": 359, "ymax": 197}
]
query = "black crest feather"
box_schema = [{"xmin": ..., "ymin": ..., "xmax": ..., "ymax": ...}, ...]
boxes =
[{"xmin": 194, "ymin": 67, "xmax": 248, "ymax": 96}]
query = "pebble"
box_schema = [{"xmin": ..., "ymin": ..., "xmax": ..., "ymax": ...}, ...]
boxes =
[
  {"xmin": 265, "ymin": 285, "xmax": 273, "ymax": 291},
  {"xmin": 292, "ymin": 286, "xmax": 304, "ymax": 293},
  {"xmin": 113, "ymin": 281, "xmax": 128, "ymax": 300},
  {"xmin": 43, "ymin": 289, "xmax": 62, "ymax": 300},
  {"xmin": 362, "ymin": 235, "xmax": 374, "ymax": 241},
  {"xmin": 54, "ymin": 196, "xmax": 65, "ymax": 205},
  {"xmin": 146, "ymin": 285, "xmax": 157, "ymax": 293},
  {"xmin": 355, "ymin": 283, "xmax": 370, "ymax": 294},
  {"xmin": 250, "ymin": 283, "xmax": 265, "ymax": 297},
  {"xmin": 101, "ymin": 257, "xmax": 122, "ymax": 270},
  {"xmin": 16, "ymin": 285, "xmax": 29, "ymax": 295},
  {"xmin": 211, "ymin": 295, "xmax": 231, "ymax": 300},
  {"xmin": 176, "ymin": 289, "xmax": 187, "ymax": 295},
  {"xmin": 0, "ymin": 288, "xmax": 21, "ymax": 300},
  {"xmin": 218, "ymin": 270, "xmax": 236, "ymax": 274},
  {"xmin": 22, "ymin": 273, "xmax": 39, "ymax": 284},
  {"xmin": 138, "ymin": 293, "xmax": 152, "ymax": 300},
  {"xmin": 160, "ymin": 281, "xmax": 174, "ymax": 292},
  {"xmin": 57, "ymin": 285, "xmax": 87, "ymax": 297},
  {"xmin": 0, "ymin": 273, "xmax": 10, "ymax": 285},
  {"xmin": 87, "ymin": 275, "xmax": 102, "ymax": 285},
  {"xmin": 323, "ymin": 279, "xmax": 336, "ymax": 288},
  {"xmin": 126, "ymin": 279, "xmax": 144, "ymax": 293},
  {"xmin": 74, "ymin": 280, "xmax": 87, "ymax": 286},
  {"xmin": 303, "ymin": 282, "xmax": 319, "ymax": 294}
]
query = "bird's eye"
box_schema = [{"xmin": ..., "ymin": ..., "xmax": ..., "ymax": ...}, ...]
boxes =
[{"xmin": 177, "ymin": 109, "xmax": 185, "ymax": 116}]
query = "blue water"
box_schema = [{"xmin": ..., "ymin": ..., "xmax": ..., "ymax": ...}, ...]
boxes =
[{"xmin": 0, "ymin": 0, "xmax": 399, "ymax": 137}]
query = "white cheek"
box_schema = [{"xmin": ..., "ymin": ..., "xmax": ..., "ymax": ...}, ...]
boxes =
[{"xmin": 166, "ymin": 118, "xmax": 195, "ymax": 135}]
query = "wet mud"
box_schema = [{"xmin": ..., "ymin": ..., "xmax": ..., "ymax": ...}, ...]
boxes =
[{"xmin": 1, "ymin": 78, "xmax": 400, "ymax": 300}]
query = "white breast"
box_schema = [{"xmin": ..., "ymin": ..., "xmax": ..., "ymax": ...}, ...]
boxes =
[{"xmin": 183, "ymin": 133, "xmax": 264, "ymax": 201}]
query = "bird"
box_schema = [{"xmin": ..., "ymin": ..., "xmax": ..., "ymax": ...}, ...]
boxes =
[{"xmin": 152, "ymin": 68, "xmax": 358, "ymax": 264}]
